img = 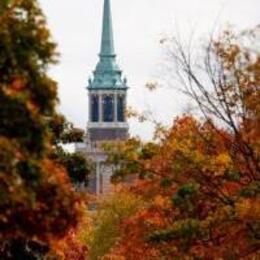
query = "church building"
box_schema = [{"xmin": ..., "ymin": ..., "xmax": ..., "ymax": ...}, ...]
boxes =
[{"xmin": 76, "ymin": 0, "xmax": 129, "ymax": 194}]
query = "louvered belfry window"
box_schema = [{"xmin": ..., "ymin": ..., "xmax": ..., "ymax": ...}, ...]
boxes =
[
  {"xmin": 103, "ymin": 95, "xmax": 114, "ymax": 122},
  {"xmin": 91, "ymin": 95, "xmax": 99, "ymax": 122},
  {"xmin": 117, "ymin": 95, "xmax": 125, "ymax": 122}
]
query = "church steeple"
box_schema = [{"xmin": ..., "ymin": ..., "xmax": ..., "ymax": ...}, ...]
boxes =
[
  {"xmin": 87, "ymin": 0, "xmax": 129, "ymax": 143},
  {"xmin": 83, "ymin": 0, "xmax": 129, "ymax": 196},
  {"xmin": 100, "ymin": 0, "xmax": 115, "ymax": 57},
  {"xmin": 88, "ymin": 0, "xmax": 127, "ymax": 90}
]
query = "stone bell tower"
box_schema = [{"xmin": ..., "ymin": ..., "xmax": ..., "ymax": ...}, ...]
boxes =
[{"xmin": 83, "ymin": 0, "xmax": 129, "ymax": 194}]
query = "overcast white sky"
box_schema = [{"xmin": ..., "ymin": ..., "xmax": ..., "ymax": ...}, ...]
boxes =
[{"xmin": 40, "ymin": 0, "xmax": 259, "ymax": 140}]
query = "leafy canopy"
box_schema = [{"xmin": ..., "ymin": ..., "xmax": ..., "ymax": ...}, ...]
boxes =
[{"xmin": 0, "ymin": 0, "xmax": 87, "ymax": 257}]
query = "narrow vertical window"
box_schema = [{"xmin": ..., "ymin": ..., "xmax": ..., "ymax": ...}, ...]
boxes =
[
  {"xmin": 117, "ymin": 95, "xmax": 125, "ymax": 122},
  {"xmin": 103, "ymin": 95, "xmax": 114, "ymax": 122},
  {"xmin": 91, "ymin": 95, "xmax": 99, "ymax": 122}
]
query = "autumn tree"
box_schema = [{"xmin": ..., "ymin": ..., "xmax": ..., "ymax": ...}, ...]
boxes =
[
  {"xmin": 164, "ymin": 26, "xmax": 259, "ymax": 180},
  {"xmin": 104, "ymin": 27, "xmax": 260, "ymax": 259},
  {"xmin": 49, "ymin": 114, "xmax": 91, "ymax": 186},
  {"xmin": 104, "ymin": 138, "xmax": 159, "ymax": 183},
  {"xmin": 85, "ymin": 187, "xmax": 145, "ymax": 260},
  {"xmin": 49, "ymin": 210, "xmax": 91, "ymax": 260},
  {"xmin": 0, "ymin": 0, "xmax": 88, "ymax": 258}
]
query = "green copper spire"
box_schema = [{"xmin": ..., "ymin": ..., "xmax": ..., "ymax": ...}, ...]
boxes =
[
  {"xmin": 88, "ymin": 0, "xmax": 127, "ymax": 90},
  {"xmin": 100, "ymin": 0, "xmax": 115, "ymax": 57}
]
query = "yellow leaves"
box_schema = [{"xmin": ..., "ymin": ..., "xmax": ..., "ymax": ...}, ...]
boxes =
[
  {"xmin": 102, "ymin": 254, "xmax": 126, "ymax": 260},
  {"xmin": 236, "ymin": 198, "xmax": 260, "ymax": 221},
  {"xmin": 154, "ymin": 195, "xmax": 171, "ymax": 209},
  {"xmin": 86, "ymin": 189, "xmax": 145, "ymax": 259},
  {"xmin": 125, "ymin": 106, "xmax": 139, "ymax": 119},
  {"xmin": 52, "ymin": 210, "xmax": 91, "ymax": 259},
  {"xmin": 145, "ymin": 80, "xmax": 158, "ymax": 92},
  {"xmin": 215, "ymin": 153, "xmax": 231, "ymax": 165},
  {"xmin": 125, "ymin": 106, "xmax": 147, "ymax": 122},
  {"xmin": 214, "ymin": 29, "xmax": 241, "ymax": 70},
  {"xmin": 154, "ymin": 195, "xmax": 165, "ymax": 207},
  {"xmin": 213, "ymin": 153, "xmax": 232, "ymax": 176},
  {"xmin": 103, "ymin": 104, "xmax": 259, "ymax": 257}
]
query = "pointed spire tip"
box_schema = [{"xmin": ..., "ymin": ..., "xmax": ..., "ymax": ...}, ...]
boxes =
[{"xmin": 100, "ymin": 0, "xmax": 115, "ymax": 56}]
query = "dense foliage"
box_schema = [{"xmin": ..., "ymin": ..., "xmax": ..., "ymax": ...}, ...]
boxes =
[
  {"xmin": 0, "ymin": 0, "xmax": 258, "ymax": 259},
  {"xmin": 86, "ymin": 188, "xmax": 145, "ymax": 260},
  {"xmin": 49, "ymin": 114, "xmax": 91, "ymax": 186},
  {"xmin": 0, "ymin": 0, "xmax": 88, "ymax": 257},
  {"xmin": 102, "ymin": 27, "xmax": 260, "ymax": 259}
]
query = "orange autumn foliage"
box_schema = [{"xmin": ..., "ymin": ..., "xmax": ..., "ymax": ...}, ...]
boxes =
[
  {"xmin": 0, "ymin": 0, "xmax": 87, "ymax": 258},
  {"xmin": 107, "ymin": 116, "xmax": 259, "ymax": 259},
  {"xmin": 104, "ymin": 27, "xmax": 260, "ymax": 259}
]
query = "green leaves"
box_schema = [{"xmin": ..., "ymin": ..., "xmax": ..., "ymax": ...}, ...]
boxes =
[
  {"xmin": 172, "ymin": 183, "xmax": 200, "ymax": 212},
  {"xmin": 57, "ymin": 152, "xmax": 91, "ymax": 185},
  {"xmin": 0, "ymin": 92, "xmax": 45, "ymax": 154},
  {"xmin": 149, "ymin": 219, "xmax": 200, "ymax": 243},
  {"xmin": 16, "ymin": 161, "xmax": 42, "ymax": 183},
  {"xmin": 0, "ymin": 0, "xmax": 84, "ymax": 257},
  {"xmin": 240, "ymin": 181, "xmax": 260, "ymax": 198},
  {"xmin": 86, "ymin": 190, "xmax": 145, "ymax": 260}
]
